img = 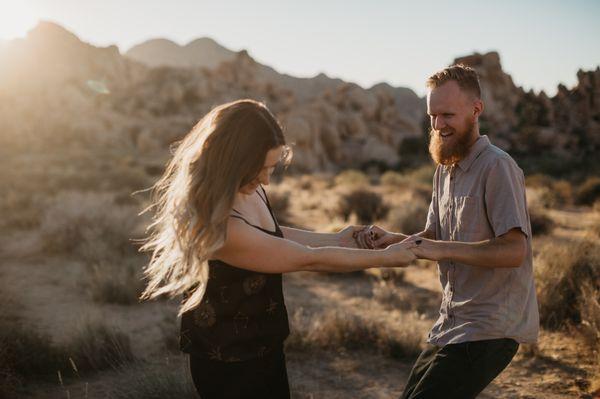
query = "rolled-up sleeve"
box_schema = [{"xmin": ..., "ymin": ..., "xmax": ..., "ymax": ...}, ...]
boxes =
[{"xmin": 484, "ymin": 157, "xmax": 530, "ymax": 238}]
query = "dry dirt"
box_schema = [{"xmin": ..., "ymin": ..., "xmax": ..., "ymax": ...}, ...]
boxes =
[{"xmin": 2, "ymin": 185, "xmax": 599, "ymax": 398}]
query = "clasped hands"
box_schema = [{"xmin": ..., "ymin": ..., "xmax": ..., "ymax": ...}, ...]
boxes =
[{"xmin": 338, "ymin": 225, "xmax": 443, "ymax": 262}]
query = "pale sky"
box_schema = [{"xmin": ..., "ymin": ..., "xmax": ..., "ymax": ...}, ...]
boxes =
[{"xmin": 1, "ymin": 0, "xmax": 599, "ymax": 96}]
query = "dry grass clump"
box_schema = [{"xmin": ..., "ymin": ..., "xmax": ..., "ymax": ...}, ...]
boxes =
[
  {"xmin": 575, "ymin": 176, "xmax": 600, "ymax": 206},
  {"xmin": 334, "ymin": 169, "xmax": 369, "ymax": 187},
  {"xmin": 88, "ymin": 258, "xmax": 145, "ymax": 305},
  {"xmin": 0, "ymin": 189, "xmax": 44, "ymax": 231},
  {"xmin": 528, "ymin": 207, "xmax": 554, "ymax": 236},
  {"xmin": 66, "ymin": 318, "xmax": 135, "ymax": 373},
  {"xmin": 0, "ymin": 296, "xmax": 66, "ymax": 394},
  {"xmin": 535, "ymin": 238, "xmax": 600, "ymax": 329},
  {"xmin": 106, "ymin": 361, "xmax": 197, "ymax": 399},
  {"xmin": 380, "ymin": 171, "xmax": 411, "ymax": 187},
  {"xmin": 0, "ymin": 290, "xmax": 134, "ymax": 395},
  {"xmin": 526, "ymin": 174, "xmax": 573, "ymax": 208},
  {"xmin": 39, "ymin": 191, "xmax": 141, "ymax": 258},
  {"xmin": 337, "ymin": 189, "xmax": 390, "ymax": 224},
  {"xmin": 38, "ymin": 191, "xmax": 146, "ymax": 304},
  {"xmin": 579, "ymin": 282, "xmax": 600, "ymax": 395},
  {"xmin": 286, "ymin": 308, "xmax": 423, "ymax": 360},
  {"xmin": 386, "ymin": 199, "xmax": 429, "ymax": 235}
]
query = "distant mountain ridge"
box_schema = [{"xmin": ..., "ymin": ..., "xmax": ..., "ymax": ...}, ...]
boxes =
[
  {"xmin": 0, "ymin": 21, "xmax": 598, "ymax": 176},
  {"xmin": 126, "ymin": 37, "xmax": 237, "ymax": 69}
]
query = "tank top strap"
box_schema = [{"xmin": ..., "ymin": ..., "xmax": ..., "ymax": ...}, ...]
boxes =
[{"xmin": 257, "ymin": 186, "xmax": 278, "ymax": 227}]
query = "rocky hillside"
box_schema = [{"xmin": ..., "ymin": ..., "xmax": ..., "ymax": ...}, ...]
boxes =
[
  {"xmin": 455, "ymin": 52, "xmax": 600, "ymax": 174},
  {"xmin": 0, "ymin": 21, "xmax": 424, "ymax": 175},
  {"xmin": 0, "ymin": 22, "xmax": 597, "ymax": 181}
]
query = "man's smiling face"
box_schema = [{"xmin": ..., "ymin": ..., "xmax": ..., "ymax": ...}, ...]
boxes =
[{"xmin": 427, "ymin": 80, "xmax": 481, "ymax": 165}]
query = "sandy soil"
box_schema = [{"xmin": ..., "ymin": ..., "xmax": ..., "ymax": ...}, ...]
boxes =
[{"xmin": 2, "ymin": 188, "xmax": 599, "ymax": 398}]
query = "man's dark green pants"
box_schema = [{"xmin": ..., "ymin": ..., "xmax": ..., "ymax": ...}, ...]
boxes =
[{"xmin": 401, "ymin": 338, "xmax": 519, "ymax": 399}]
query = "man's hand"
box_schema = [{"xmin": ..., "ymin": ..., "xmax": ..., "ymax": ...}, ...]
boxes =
[
  {"xmin": 337, "ymin": 225, "xmax": 367, "ymax": 248},
  {"xmin": 354, "ymin": 225, "xmax": 402, "ymax": 249},
  {"xmin": 402, "ymin": 235, "xmax": 445, "ymax": 261}
]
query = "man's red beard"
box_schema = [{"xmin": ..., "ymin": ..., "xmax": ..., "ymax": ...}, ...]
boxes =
[{"xmin": 428, "ymin": 118, "xmax": 476, "ymax": 165}]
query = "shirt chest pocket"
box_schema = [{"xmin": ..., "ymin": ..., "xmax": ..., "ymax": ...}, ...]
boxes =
[{"xmin": 453, "ymin": 196, "xmax": 481, "ymax": 238}]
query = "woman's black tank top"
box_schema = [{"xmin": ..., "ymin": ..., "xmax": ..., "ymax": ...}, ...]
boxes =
[{"xmin": 180, "ymin": 186, "xmax": 290, "ymax": 362}]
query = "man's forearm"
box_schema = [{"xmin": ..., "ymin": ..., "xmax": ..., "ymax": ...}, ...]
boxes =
[{"xmin": 425, "ymin": 233, "xmax": 526, "ymax": 268}]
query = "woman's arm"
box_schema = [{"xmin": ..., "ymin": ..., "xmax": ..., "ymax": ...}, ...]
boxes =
[
  {"xmin": 213, "ymin": 219, "xmax": 416, "ymax": 274},
  {"xmin": 280, "ymin": 226, "xmax": 363, "ymax": 248}
]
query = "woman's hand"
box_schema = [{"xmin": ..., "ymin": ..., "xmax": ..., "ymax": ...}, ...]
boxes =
[
  {"xmin": 354, "ymin": 225, "xmax": 403, "ymax": 249},
  {"xmin": 382, "ymin": 241, "xmax": 417, "ymax": 266},
  {"xmin": 337, "ymin": 225, "xmax": 367, "ymax": 248}
]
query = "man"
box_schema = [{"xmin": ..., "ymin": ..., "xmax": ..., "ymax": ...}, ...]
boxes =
[{"xmin": 357, "ymin": 64, "xmax": 539, "ymax": 398}]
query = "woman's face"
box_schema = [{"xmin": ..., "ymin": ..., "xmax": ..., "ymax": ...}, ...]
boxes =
[{"xmin": 238, "ymin": 146, "xmax": 285, "ymax": 195}]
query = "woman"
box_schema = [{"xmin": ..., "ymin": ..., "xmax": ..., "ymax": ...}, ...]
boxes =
[{"xmin": 141, "ymin": 99, "xmax": 415, "ymax": 398}]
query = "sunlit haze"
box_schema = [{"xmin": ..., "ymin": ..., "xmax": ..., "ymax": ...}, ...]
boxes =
[{"xmin": 1, "ymin": 0, "xmax": 599, "ymax": 95}]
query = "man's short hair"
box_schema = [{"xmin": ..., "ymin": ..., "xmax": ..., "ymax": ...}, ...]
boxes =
[{"xmin": 426, "ymin": 64, "xmax": 482, "ymax": 99}]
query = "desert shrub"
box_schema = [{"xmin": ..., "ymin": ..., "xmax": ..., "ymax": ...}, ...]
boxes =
[
  {"xmin": 268, "ymin": 190, "xmax": 291, "ymax": 225},
  {"xmin": 105, "ymin": 166, "xmax": 153, "ymax": 192},
  {"xmin": 580, "ymin": 282, "xmax": 600, "ymax": 395},
  {"xmin": 526, "ymin": 174, "xmax": 573, "ymax": 208},
  {"xmin": 535, "ymin": 239, "xmax": 600, "ymax": 329},
  {"xmin": 580, "ymin": 283, "xmax": 600, "ymax": 348},
  {"xmin": 66, "ymin": 319, "xmax": 135, "ymax": 372},
  {"xmin": 528, "ymin": 207, "xmax": 554, "ymax": 236},
  {"xmin": 380, "ymin": 171, "xmax": 409, "ymax": 187},
  {"xmin": 0, "ymin": 189, "xmax": 44, "ymax": 231},
  {"xmin": 337, "ymin": 189, "xmax": 390, "ymax": 224},
  {"xmin": 0, "ymin": 307, "xmax": 65, "ymax": 389},
  {"xmin": 334, "ymin": 169, "xmax": 369, "ymax": 187},
  {"xmin": 525, "ymin": 173, "xmax": 554, "ymax": 188},
  {"xmin": 387, "ymin": 200, "xmax": 429, "ymax": 235},
  {"xmin": 39, "ymin": 191, "xmax": 140, "ymax": 258},
  {"xmin": 88, "ymin": 258, "xmax": 144, "ymax": 305},
  {"xmin": 405, "ymin": 164, "xmax": 436, "ymax": 185},
  {"xmin": 298, "ymin": 175, "xmax": 313, "ymax": 190},
  {"xmin": 286, "ymin": 308, "xmax": 423, "ymax": 360},
  {"xmin": 575, "ymin": 177, "xmax": 600, "ymax": 206},
  {"xmin": 106, "ymin": 362, "xmax": 197, "ymax": 399}
]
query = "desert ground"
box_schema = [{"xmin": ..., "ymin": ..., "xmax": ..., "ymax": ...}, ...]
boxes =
[{"xmin": 1, "ymin": 168, "xmax": 599, "ymax": 399}]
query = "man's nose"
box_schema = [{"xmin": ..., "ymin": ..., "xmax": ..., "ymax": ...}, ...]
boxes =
[{"xmin": 433, "ymin": 116, "xmax": 445, "ymax": 131}]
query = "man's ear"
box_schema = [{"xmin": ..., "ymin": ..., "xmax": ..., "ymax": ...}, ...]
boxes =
[{"xmin": 473, "ymin": 99, "xmax": 484, "ymax": 118}]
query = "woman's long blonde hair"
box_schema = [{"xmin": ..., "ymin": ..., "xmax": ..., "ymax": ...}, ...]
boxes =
[{"xmin": 140, "ymin": 99, "xmax": 290, "ymax": 315}]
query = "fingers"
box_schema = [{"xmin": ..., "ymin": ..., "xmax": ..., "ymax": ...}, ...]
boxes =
[
  {"xmin": 356, "ymin": 230, "xmax": 374, "ymax": 249},
  {"xmin": 372, "ymin": 237, "xmax": 390, "ymax": 249}
]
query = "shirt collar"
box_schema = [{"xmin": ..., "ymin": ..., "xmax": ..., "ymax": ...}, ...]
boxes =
[{"xmin": 455, "ymin": 135, "xmax": 490, "ymax": 172}]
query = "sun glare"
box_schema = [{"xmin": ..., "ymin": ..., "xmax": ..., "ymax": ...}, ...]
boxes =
[{"xmin": 0, "ymin": 2, "xmax": 39, "ymax": 40}]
